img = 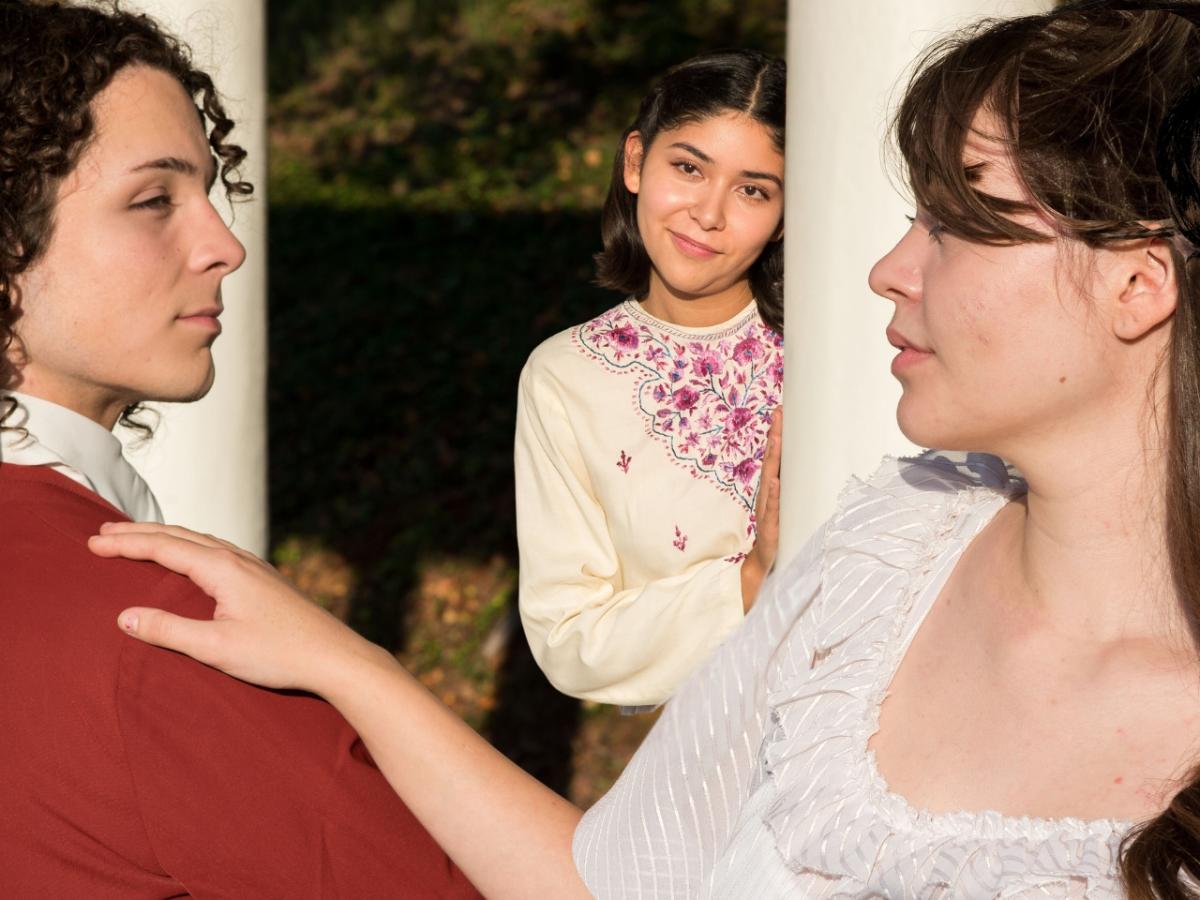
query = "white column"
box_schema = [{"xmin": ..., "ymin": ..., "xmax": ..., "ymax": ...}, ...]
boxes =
[
  {"xmin": 120, "ymin": 0, "xmax": 269, "ymax": 554},
  {"xmin": 778, "ymin": 0, "xmax": 1051, "ymax": 558}
]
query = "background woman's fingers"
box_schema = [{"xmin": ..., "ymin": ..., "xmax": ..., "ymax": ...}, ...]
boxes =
[{"xmin": 764, "ymin": 477, "xmax": 780, "ymax": 534}]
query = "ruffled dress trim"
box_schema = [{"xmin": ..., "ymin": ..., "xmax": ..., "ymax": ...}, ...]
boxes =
[{"xmin": 757, "ymin": 452, "xmax": 1129, "ymax": 898}]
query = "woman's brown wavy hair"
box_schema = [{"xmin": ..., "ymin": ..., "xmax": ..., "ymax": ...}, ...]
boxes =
[
  {"xmin": 894, "ymin": 2, "xmax": 1200, "ymax": 895},
  {"xmin": 0, "ymin": 0, "xmax": 252, "ymax": 431}
]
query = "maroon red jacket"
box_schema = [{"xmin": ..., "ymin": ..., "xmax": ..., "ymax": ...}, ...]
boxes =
[{"xmin": 0, "ymin": 464, "xmax": 481, "ymax": 898}]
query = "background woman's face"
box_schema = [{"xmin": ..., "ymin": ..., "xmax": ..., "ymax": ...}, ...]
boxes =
[
  {"xmin": 624, "ymin": 111, "xmax": 783, "ymax": 303},
  {"xmin": 868, "ymin": 111, "xmax": 1120, "ymax": 454},
  {"xmin": 11, "ymin": 64, "xmax": 246, "ymax": 426}
]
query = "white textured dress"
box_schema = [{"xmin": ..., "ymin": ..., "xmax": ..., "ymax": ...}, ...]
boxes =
[
  {"xmin": 573, "ymin": 453, "xmax": 1131, "ymax": 898},
  {"xmin": 516, "ymin": 299, "xmax": 783, "ymax": 706}
]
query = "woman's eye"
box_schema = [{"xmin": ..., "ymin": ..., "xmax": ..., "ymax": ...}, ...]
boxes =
[
  {"xmin": 742, "ymin": 185, "xmax": 771, "ymax": 201},
  {"xmin": 673, "ymin": 161, "xmax": 700, "ymax": 176},
  {"xmin": 906, "ymin": 214, "xmax": 945, "ymax": 243}
]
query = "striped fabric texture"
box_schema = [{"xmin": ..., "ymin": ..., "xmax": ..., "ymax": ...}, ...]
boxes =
[{"xmin": 574, "ymin": 453, "xmax": 1129, "ymax": 899}]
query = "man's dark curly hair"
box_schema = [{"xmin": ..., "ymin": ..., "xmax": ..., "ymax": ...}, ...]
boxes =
[{"xmin": 0, "ymin": 0, "xmax": 253, "ymax": 429}]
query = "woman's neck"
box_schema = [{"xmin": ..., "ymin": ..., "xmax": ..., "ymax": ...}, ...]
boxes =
[
  {"xmin": 639, "ymin": 275, "xmax": 753, "ymax": 327},
  {"xmin": 1002, "ymin": 427, "xmax": 1182, "ymax": 647}
]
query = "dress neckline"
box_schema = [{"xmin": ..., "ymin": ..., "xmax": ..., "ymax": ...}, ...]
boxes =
[
  {"xmin": 621, "ymin": 298, "xmax": 758, "ymax": 339},
  {"xmin": 858, "ymin": 474, "xmax": 1134, "ymax": 840}
]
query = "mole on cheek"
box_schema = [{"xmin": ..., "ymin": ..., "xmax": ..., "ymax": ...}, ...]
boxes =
[
  {"xmin": 1113, "ymin": 776, "xmax": 1124, "ymax": 785},
  {"xmin": 1058, "ymin": 376, "xmax": 1067, "ymax": 384}
]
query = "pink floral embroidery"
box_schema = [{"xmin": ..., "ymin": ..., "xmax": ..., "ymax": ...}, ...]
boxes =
[
  {"xmin": 725, "ymin": 551, "xmax": 748, "ymax": 564},
  {"xmin": 576, "ymin": 302, "xmax": 783, "ymax": 511},
  {"xmin": 616, "ymin": 450, "xmax": 631, "ymax": 473},
  {"xmin": 673, "ymin": 526, "xmax": 688, "ymax": 552}
]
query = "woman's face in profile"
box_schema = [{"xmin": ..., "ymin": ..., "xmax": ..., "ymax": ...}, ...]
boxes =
[
  {"xmin": 11, "ymin": 64, "xmax": 246, "ymax": 425},
  {"xmin": 868, "ymin": 109, "xmax": 1121, "ymax": 455},
  {"xmin": 623, "ymin": 111, "xmax": 783, "ymax": 304}
]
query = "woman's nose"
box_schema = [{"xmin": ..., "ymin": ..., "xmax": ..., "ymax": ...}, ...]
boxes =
[
  {"xmin": 690, "ymin": 187, "xmax": 726, "ymax": 231},
  {"xmin": 868, "ymin": 231, "xmax": 922, "ymax": 305}
]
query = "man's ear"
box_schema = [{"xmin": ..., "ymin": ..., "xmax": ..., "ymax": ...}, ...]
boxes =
[
  {"xmin": 623, "ymin": 132, "xmax": 644, "ymax": 195},
  {"xmin": 1111, "ymin": 238, "xmax": 1178, "ymax": 341}
]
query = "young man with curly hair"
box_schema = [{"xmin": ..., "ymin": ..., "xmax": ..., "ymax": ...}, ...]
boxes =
[{"xmin": 0, "ymin": 2, "xmax": 480, "ymax": 896}]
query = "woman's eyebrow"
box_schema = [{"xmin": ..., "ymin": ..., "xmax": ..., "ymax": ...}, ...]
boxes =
[
  {"xmin": 741, "ymin": 168, "xmax": 782, "ymax": 189},
  {"xmin": 667, "ymin": 141, "xmax": 713, "ymax": 162},
  {"xmin": 666, "ymin": 142, "xmax": 783, "ymax": 188}
]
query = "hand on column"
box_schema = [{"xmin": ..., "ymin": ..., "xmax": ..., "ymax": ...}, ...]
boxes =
[{"xmin": 741, "ymin": 406, "xmax": 782, "ymax": 613}]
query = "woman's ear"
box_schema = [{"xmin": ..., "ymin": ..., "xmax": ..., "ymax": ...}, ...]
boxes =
[
  {"xmin": 1111, "ymin": 238, "xmax": 1178, "ymax": 341},
  {"xmin": 623, "ymin": 132, "xmax": 644, "ymax": 195}
]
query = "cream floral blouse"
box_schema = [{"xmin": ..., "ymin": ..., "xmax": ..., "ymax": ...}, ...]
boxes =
[
  {"xmin": 515, "ymin": 299, "xmax": 783, "ymax": 706},
  {"xmin": 573, "ymin": 453, "xmax": 1131, "ymax": 898}
]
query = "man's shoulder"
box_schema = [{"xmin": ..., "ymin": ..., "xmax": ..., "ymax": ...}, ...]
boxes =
[{"xmin": 0, "ymin": 463, "xmax": 210, "ymax": 617}]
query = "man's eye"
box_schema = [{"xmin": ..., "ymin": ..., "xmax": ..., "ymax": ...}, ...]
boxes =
[{"xmin": 132, "ymin": 195, "xmax": 173, "ymax": 210}]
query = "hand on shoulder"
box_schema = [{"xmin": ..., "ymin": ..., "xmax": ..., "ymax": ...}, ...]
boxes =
[{"xmin": 88, "ymin": 523, "xmax": 393, "ymax": 696}]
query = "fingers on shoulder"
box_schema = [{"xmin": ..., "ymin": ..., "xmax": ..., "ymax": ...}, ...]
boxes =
[{"xmin": 118, "ymin": 606, "xmax": 226, "ymax": 664}]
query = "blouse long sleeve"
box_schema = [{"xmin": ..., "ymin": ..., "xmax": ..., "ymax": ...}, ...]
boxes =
[
  {"xmin": 514, "ymin": 302, "xmax": 782, "ymax": 707},
  {"xmin": 571, "ymin": 530, "xmax": 826, "ymax": 898},
  {"xmin": 515, "ymin": 359, "xmax": 746, "ymax": 706}
]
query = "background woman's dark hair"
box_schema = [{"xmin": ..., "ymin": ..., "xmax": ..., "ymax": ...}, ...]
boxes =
[
  {"xmin": 0, "ymin": 0, "xmax": 252, "ymax": 432},
  {"xmin": 894, "ymin": 4, "xmax": 1200, "ymax": 896},
  {"xmin": 594, "ymin": 48, "xmax": 785, "ymax": 334}
]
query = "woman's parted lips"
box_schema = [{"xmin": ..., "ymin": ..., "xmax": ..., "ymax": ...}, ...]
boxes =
[{"xmin": 886, "ymin": 326, "xmax": 932, "ymax": 353}]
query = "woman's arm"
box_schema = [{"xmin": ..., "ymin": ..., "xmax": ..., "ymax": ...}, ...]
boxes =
[
  {"xmin": 90, "ymin": 527, "xmax": 589, "ymax": 900},
  {"xmin": 515, "ymin": 365, "xmax": 780, "ymax": 705}
]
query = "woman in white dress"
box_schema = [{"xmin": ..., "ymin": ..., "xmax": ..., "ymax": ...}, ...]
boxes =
[
  {"xmin": 515, "ymin": 49, "xmax": 786, "ymax": 707},
  {"xmin": 88, "ymin": 4, "xmax": 1200, "ymax": 897}
]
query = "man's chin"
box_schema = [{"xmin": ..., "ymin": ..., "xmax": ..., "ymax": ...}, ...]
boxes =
[{"xmin": 144, "ymin": 366, "xmax": 217, "ymax": 406}]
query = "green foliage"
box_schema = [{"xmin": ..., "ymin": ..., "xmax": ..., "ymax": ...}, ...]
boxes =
[{"xmin": 269, "ymin": 0, "xmax": 786, "ymax": 212}]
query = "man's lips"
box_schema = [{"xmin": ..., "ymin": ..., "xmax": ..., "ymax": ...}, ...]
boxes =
[
  {"xmin": 668, "ymin": 230, "xmax": 721, "ymax": 258},
  {"xmin": 178, "ymin": 307, "xmax": 223, "ymax": 332}
]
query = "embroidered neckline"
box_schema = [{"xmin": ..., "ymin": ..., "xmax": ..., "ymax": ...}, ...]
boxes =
[
  {"xmin": 574, "ymin": 301, "xmax": 783, "ymax": 513},
  {"xmin": 620, "ymin": 298, "xmax": 759, "ymax": 341}
]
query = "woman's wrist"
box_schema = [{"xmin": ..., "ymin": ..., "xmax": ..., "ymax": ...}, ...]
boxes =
[{"xmin": 313, "ymin": 631, "xmax": 404, "ymax": 706}]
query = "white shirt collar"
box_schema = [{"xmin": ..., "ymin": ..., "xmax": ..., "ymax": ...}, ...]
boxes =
[{"xmin": 0, "ymin": 392, "xmax": 163, "ymax": 522}]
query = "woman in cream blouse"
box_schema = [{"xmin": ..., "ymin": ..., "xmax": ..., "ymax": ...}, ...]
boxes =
[{"xmin": 515, "ymin": 49, "xmax": 786, "ymax": 707}]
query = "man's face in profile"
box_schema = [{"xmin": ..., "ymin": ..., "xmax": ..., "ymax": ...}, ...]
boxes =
[{"xmin": 10, "ymin": 64, "xmax": 246, "ymax": 428}]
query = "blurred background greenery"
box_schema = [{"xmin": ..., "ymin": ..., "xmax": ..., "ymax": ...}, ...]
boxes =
[{"xmin": 266, "ymin": 0, "xmax": 785, "ymax": 805}]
